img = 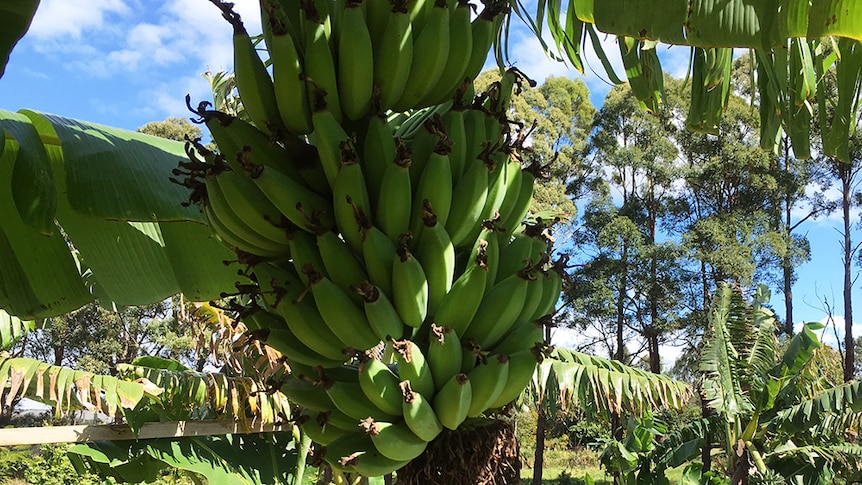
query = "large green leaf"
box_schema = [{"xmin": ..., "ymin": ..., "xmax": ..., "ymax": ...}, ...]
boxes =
[
  {"xmin": 700, "ymin": 284, "xmax": 750, "ymax": 418},
  {"xmin": 0, "ymin": 1, "xmax": 39, "ymax": 79},
  {"xmin": 0, "ymin": 309, "xmax": 35, "ymax": 350}
]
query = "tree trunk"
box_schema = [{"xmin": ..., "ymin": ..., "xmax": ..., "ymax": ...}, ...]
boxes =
[
  {"xmin": 532, "ymin": 408, "xmax": 546, "ymax": 485},
  {"xmin": 784, "ymin": 182, "xmax": 794, "ymax": 335},
  {"xmin": 842, "ymin": 163, "xmax": 855, "ymax": 382},
  {"xmin": 616, "ymin": 241, "xmax": 628, "ymax": 362}
]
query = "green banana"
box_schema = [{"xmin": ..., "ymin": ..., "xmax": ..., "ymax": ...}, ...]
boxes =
[
  {"xmin": 223, "ymin": 6, "xmax": 283, "ymax": 134},
  {"xmin": 373, "ymin": 0, "xmax": 413, "ymax": 110},
  {"xmin": 492, "ymin": 319, "xmax": 544, "ymax": 356},
  {"xmin": 285, "ymin": 226, "xmax": 327, "ymax": 285},
  {"xmin": 400, "ymin": 381, "xmax": 443, "ymax": 441},
  {"xmin": 496, "ymin": 157, "xmax": 525, "ymax": 227},
  {"xmin": 432, "ymin": 373, "xmax": 471, "ymax": 430},
  {"xmin": 239, "ymin": 156, "xmax": 336, "ymax": 232},
  {"xmin": 268, "ymin": 15, "xmax": 313, "ymax": 135},
  {"xmin": 261, "ymin": 326, "xmax": 348, "ymax": 368},
  {"xmin": 203, "ymin": 179, "xmax": 290, "ymax": 257},
  {"xmin": 314, "ymin": 228, "xmax": 369, "ymax": 305},
  {"xmin": 434, "ymin": 239, "xmax": 488, "ymax": 336},
  {"xmin": 464, "ymin": 151, "xmax": 509, "ymax": 244},
  {"xmin": 325, "ymin": 433, "xmax": 409, "ymax": 477},
  {"xmin": 406, "ymin": 114, "xmax": 446, "ymax": 191},
  {"xmin": 530, "ymin": 258, "xmax": 564, "ymax": 321},
  {"xmin": 358, "ymin": 355, "xmax": 405, "ymax": 416},
  {"xmin": 375, "ymin": 141, "xmax": 413, "ymax": 242},
  {"xmin": 462, "ymin": 269, "xmax": 531, "ymax": 349},
  {"xmin": 251, "ymin": 261, "xmax": 350, "ymax": 361},
  {"xmin": 442, "ymin": 108, "xmax": 467, "ymax": 183},
  {"xmin": 392, "ymin": 0, "xmax": 450, "ymax": 110},
  {"xmin": 462, "ymin": 106, "xmax": 488, "ymax": 169},
  {"xmin": 445, "ymin": 157, "xmax": 490, "ymax": 248},
  {"xmin": 496, "ymin": 227, "xmax": 542, "ymax": 284},
  {"xmin": 310, "ymin": 89, "xmax": 351, "ymax": 189},
  {"xmin": 300, "ymin": 409, "xmax": 355, "ymax": 445},
  {"xmin": 488, "ymin": 347, "xmax": 542, "ymax": 409},
  {"xmin": 498, "ymin": 163, "xmax": 537, "ymax": 235},
  {"xmin": 416, "ymin": 0, "xmax": 473, "ymax": 106},
  {"xmin": 391, "ymin": 234, "xmax": 429, "ymax": 329},
  {"xmin": 366, "ymin": 0, "xmax": 391, "ymax": 47},
  {"xmin": 466, "ymin": 353, "xmax": 509, "ymax": 417},
  {"xmin": 392, "ymin": 338, "xmax": 436, "ymax": 398},
  {"xmin": 355, "ymin": 281, "xmax": 406, "ymax": 341},
  {"xmin": 427, "ymin": 324, "xmax": 462, "ymax": 388},
  {"xmin": 324, "ymin": 378, "xmax": 399, "ymax": 421},
  {"xmin": 303, "ymin": 0, "xmax": 343, "ymax": 123},
  {"xmin": 363, "ymin": 112, "xmax": 398, "ymax": 205},
  {"xmin": 281, "ymin": 374, "xmax": 335, "ymax": 412},
  {"xmin": 410, "ymin": 147, "xmax": 453, "ymax": 236},
  {"xmin": 463, "ymin": 10, "xmax": 499, "ymax": 83},
  {"xmin": 361, "ymin": 418, "xmax": 429, "ymax": 461},
  {"xmin": 332, "ymin": 140, "xmax": 372, "ymax": 253},
  {"xmin": 360, "ymin": 223, "xmax": 397, "ymax": 298},
  {"xmin": 415, "ymin": 202, "xmax": 455, "ymax": 316},
  {"xmin": 305, "ymin": 266, "xmax": 382, "ymax": 351},
  {"xmin": 338, "ymin": 0, "xmax": 374, "ymax": 120},
  {"xmin": 215, "ymin": 169, "xmax": 292, "ymax": 246}
]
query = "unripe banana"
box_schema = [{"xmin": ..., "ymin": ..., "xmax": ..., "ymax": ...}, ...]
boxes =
[
  {"xmin": 492, "ymin": 319, "xmax": 544, "ymax": 356},
  {"xmin": 410, "ymin": 148, "xmax": 453, "ymax": 237},
  {"xmin": 445, "ymin": 157, "xmax": 490, "ymax": 248},
  {"xmin": 215, "ymin": 169, "xmax": 292, "ymax": 247},
  {"xmin": 463, "ymin": 10, "xmax": 503, "ymax": 85},
  {"xmin": 498, "ymin": 164, "xmax": 537, "ymax": 235},
  {"xmin": 360, "ymin": 223, "xmax": 397, "ymax": 298},
  {"xmin": 314, "ymin": 228, "xmax": 369, "ymax": 305},
  {"xmin": 358, "ymin": 355, "xmax": 405, "ymax": 416},
  {"xmin": 427, "ymin": 324, "xmax": 462, "ymax": 388},
  {"xmin": 474, "ymin": 221, "xmax": 502, "ymax": 288},
  {"xmin": 366, "ymin": 0, "xmax": 391, "ymax": 47},
  {"xmin": 310, "ymin": 89, "xmax": 351, "ymax": 189},
  {"xmin": 392, "ymin": 0, "xmax": 450, "ymax": 111},
  {"xmin": 224, "ymin": 8, "xmax": 283, "ymax": 134},
  {"xmin": 325, "ymin": 377, "xmax": 399, "ymax": 421},
  {"xmin": 325, "ymin": 433, "xmax": 410, "ymax": 477},
  {"xmin": 251, "ymin": 261, "xmax": 350, "ymax": 361},
  {"xmin": 204, "ymin": 175, "xmax": 292, "ymax": 256},
  {"xmin": 462, "ymin": 106, "xmax": 489, "ymax": 168},
  {"xmin": 332, "ymin": 140, "xmax": 371, "ymax": 253},
  {"xmin": 338, "ymin": 0, "xmax": 374, "ymax": 120},
  {"xmin": 496, "ymin": 157, "xmax": 525, "ymax": 227},
  {"xmin": 488, "ymin": 346, "xmax": 543, "ymax": 409},
  {"xmin": 497, "ymin": 228, "xmax": 542, "ymax": 284},
  {"xmin": 416, "ymin": 0, "xmax": 473, "ymax": 106},
  {"xmin": 434, "ymin": 239, "xmax": 489, "ymax": 336},
  {"xmin": 432, "ymin": 373, "xmax": 471, "ymax": 430},
  {"xmin": 303, "ymin": 1, "xmax": 343, "ymax": 123},
  {"xmin": 260, "ymin": 325, "xmax": 347, "ymax": 369},
  {"xmin": 354, "ymin": 281, "xmax": 406, "ymax": 341},
  {"xmin": 286, "ymin": 226, "xmax": 327, "ymax": 285},
  {"xmin": 462, "ymin": 269, "xmax": 531, "ymax": 349},
  {"xmin": 392, "ymin": 338, "xmax": 435, "ymax": 398},
  {"xmin": 376, "ymin": 141, "xmax": 412, "ymax": 242},
  {"xmin": 363, "ymin": 112, "xmax": 398, "ymax": 205},
  {"xmin": 300, "ymin": 409, "xmax": 355, "ymax": 445},
  {"xmin": 305, "ymin": 266, "xmax": 382, "ymax": 351},
  {"xmin": 406, "ymin": 114, "xmax": 447, "ymax": 191},
  {"xmin": 391, "ymin": 234, "xmax": 429, "ymax": 328},
  {"xmin": 531, "ymin": 260, "xmax": 564, "ymax": 322},
  {"xmin": 239, "ymin": 155, "xmax": 337, "ymax": 233},
  {"xmin": 442, "ymin": 108, "xmax": 467, "ymax": 183},
  {"xmin": 281, "ymin": 374, "xmax": 335, "ymax": 412},
  {"xmin": 466, "ymin": 353, "xmax": 509, "ymax": 417},
  {"xmin": 268, "ymin": 16, "xmax": 313, "ymax": 135},
  {"xmin": 374, "ymin": 0, "xmax": 413, "ymax": 110},
  {"xmin": 400, "ymin": 381, "xmax": 443, "ymax": 441},
  {"xmin": 361, "ymin": 418, "xmax": 429, "ymax": 462},
  {"xmin": 415, "ymin": 202, "xmax": 456, "ymax": 315},
  {"xmin": 464, "ymin": 151, "xmax": 509, "ymax": 244}
]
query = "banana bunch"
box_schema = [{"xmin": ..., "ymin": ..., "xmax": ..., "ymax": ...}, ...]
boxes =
[{"xmin": 174, "ymin": 0, "xmax": 569, "ymax": 477}]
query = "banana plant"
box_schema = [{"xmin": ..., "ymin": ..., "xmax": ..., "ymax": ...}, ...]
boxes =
[{"xmin": 632, "ymin": 283, "xmax": 862, "ymax": 484}]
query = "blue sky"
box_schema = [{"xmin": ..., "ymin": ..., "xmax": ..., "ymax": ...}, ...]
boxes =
[{"xmin": 1, "ymin": 0, "xmax": 859, "ymax": 359}]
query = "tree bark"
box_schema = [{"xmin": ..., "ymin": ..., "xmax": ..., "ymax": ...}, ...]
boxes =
[
  {"xmin": 616, "ymin": 241, "xmax": 628, "ymax": 362},
  {"xmin": 532, "ymin": 408, "xmax": 546, "ymax": 485}
]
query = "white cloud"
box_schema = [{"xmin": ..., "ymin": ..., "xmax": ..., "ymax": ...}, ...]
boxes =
[{"xmin": 28, "ymin": 0, "xmax": 131, "ymax": 39}]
